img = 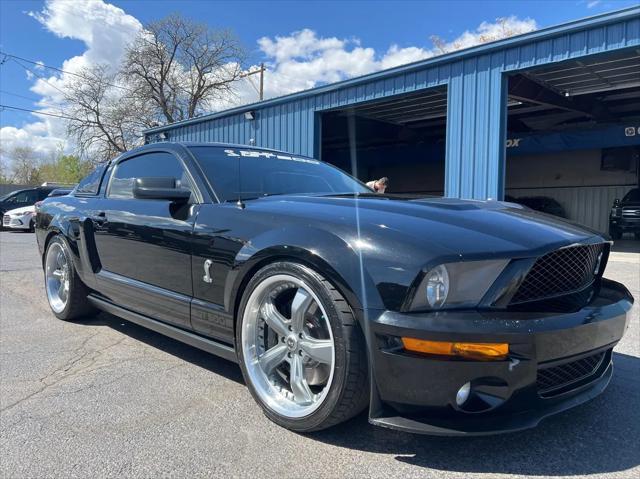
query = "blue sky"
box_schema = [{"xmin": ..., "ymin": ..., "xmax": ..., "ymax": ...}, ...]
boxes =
[{"xmin": 0, "ymin": 0, "xmax": 637, "ymax": 159}]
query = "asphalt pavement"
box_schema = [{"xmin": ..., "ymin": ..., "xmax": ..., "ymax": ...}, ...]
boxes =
[{"xmin": 1, "ymin": 230, "xmax": 638, "ymax": 479}]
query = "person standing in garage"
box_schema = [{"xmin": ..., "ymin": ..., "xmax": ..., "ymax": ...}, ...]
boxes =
[{"xmin": 367, "ymin": 177, "xmax": 389, "ymax": 193}]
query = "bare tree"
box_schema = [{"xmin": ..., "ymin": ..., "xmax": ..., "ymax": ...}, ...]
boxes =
[
  {"xmin": 6, "ymin": 146, "xmax": 42, "ymax": 184},
  {"xmin": 0, "ymin": 155, "xmax": 11, "ymax": 183},
  {"xmin": 122, "ymin": 13, "xmax": 245, "ymax": 124},
  {"xmin": 430, "ymin": 17, "xmax": 535, "ymax": 54},
  {"xmin": 63, "ymin": 65, "xmax": 154, "ymax": 162}
]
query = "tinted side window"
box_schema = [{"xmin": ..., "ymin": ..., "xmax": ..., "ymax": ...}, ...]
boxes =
[
  {"xmin": 11, "ymin": 190, "xmax": 38, "ymax": 204},
  {"xmin": 75, "ymin": 164, "xmax": 106, "ymax": 195},
  {"xmin": 108, "ymin": 152, "xmax": 191, "ymax": 199},
  {"xmin": 2, "ymin": 192, "xmax": 21, "ymax": 205}
]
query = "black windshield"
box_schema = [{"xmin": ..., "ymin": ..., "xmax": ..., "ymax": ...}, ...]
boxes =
[
  {"xmin": 189, "ymin": 146, "xmax": 369, "ymax": 201},
  {"xmin": 622, "ymin": 188, "xmax": 639, "ymax": 203}
]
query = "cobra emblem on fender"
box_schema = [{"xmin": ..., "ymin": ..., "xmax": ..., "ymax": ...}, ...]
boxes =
[{"xmin": 203, "ymin": 259, "xmax": 213, "ymax": 284}]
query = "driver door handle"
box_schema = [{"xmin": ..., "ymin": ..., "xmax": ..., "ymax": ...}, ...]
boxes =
[{"xmin": 91, "ymin": 211, "xmax": 107, "ymax": 227}]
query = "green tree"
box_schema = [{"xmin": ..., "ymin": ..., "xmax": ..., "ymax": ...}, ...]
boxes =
[{"xmin": 38, "ymin": 154, "xmax": 92, "ymax": 184}]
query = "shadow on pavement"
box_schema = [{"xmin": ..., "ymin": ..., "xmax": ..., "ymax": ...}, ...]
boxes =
[
  {"xmin": 74, "ymin": 309, "xmax": 639, "ymax": 476},
  {"xmin": 75, "ymin": 311, "xmax": 244, "ymax": 385}
]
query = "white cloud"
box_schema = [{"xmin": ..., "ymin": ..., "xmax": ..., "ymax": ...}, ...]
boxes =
[
  {"xmin": 1, "ymin": 0, "xmax": 141, "ymax": 167},
  {"xmin": 0, "ymin": 119, "xmax": 67, "ymax": 159},
  {"xmin": 221, "ymin": 16, "xmax": 536, "ymax": 109},
  {"xmin": 587, "ymin": 0, "xmax": 601, "ymax": 8},
  {"xmin": 28, "ymin": 0, "xmax": 141, "ymax": 102}
]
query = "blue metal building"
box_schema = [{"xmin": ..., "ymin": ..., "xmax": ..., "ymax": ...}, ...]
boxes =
[{"xmin": 145, "ymin": 7, "xmax": 640, "ymax": 231}]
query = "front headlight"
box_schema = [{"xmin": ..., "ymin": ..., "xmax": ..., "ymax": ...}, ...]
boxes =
[
  {"xmin": 425, "ymin": 264, "xmax": 449, "ymax": 308},
  {"xmin": 408, "ymin": 259, "xmax": 509, "ymax": 311}
]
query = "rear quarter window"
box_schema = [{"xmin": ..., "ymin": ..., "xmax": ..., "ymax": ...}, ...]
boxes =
[{"xmin": 75, "ymin": 164, "xmax": 107, "ymax": 195}]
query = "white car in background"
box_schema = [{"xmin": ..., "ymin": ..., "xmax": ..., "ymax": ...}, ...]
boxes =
[{"xmin": 2, "ymin": 188, "xmax": 73, "ymax": 232}]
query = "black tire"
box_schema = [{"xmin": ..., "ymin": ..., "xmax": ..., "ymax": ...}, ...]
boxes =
[
  {"xmin": 44, "ymin": 235, "xmax": 96, "ymax": 321},
  {"xmin": 236, "ymin": 261, "xmax": 369, "ymax": 432},
  {"xmin": 609, "ymin": 227, "xmax": 622, "ymax": 240}
]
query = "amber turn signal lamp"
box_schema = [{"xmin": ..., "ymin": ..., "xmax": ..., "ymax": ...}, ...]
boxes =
[{"xmin": 401, "ymin": 338, "xmax": 508, "ymax": 360}]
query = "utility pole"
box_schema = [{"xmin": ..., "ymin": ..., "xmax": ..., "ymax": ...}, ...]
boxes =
[{"xmin": 240, "ymin": 63, "xmax": 266, "ymax": 101}]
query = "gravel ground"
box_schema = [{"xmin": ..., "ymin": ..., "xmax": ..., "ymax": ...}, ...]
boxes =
[{"xmin": 1, "ymin": 231, "xmax": 638, "ymax": 479}]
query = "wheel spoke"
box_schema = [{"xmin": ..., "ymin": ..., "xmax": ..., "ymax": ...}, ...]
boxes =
[
  {"xmin": 289, "ymin": 354, "xmax": 313, "ymax": 404},
  {"xmin": 290, "ymin": 289, "xmax": 313, "ymax": 333},
  {"xmin": 58, "ymin": 282, "xmax": 66, "ymax": 300},
  {"xmin": 260, "ymin": 300, "xmax": 289, "ymax": 337},
  {"xmin": 56, "ymin": 251, "xmax": 65, "ymax": 268},
  {"xmin": 52, "ymin": 270, "xmax": 63, "ymax": 280},
  {"xmin": 257, "ymin": 343, "xmax": 288, "ymax": 374},
  {"xmin": 299, "ymin": 337, "xmax": 333, "ymax": 365}
]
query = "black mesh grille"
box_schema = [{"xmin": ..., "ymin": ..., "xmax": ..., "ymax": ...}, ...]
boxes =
[
  {"xmin": 510, "ymin": 243, "xmax": 605, "ymax": 304},
  {"xmin": 537, "ymin": 351, "xmax": 606, "ymax": 396}
]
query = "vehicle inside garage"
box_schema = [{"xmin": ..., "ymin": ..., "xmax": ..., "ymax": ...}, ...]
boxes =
[
  {"xmin": 320, "ymin": 86, "xmax": 448, "ymax": 196},
  {"xmin": 504, "ymin": 49, "xmax": 640, "ymax": 235}
]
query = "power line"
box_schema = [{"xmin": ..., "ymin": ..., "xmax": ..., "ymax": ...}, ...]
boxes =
[
  {"xmin": 0, "ymin": 103, "xmax": 77, "ymax": 121},
  {"xmin": 0, "ymin": 103, "xmax": 133, "ymax": 130},
  {"xmin": 10, "ymin": 58, "xmax": 68, "ymax": 97},
  {"xmin": 0, "ymin": 89, "xmax": 62, "ymax": 109},
  {"xmin": 0, "ymin": 50, "xmax": 130, "ymax": 92},
  {"xmin": 1, "ymin": 49, "xmax": 263, "ymax": 97}
]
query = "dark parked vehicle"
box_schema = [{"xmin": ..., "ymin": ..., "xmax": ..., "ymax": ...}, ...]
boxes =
[
  {"xmin": 505, "ymin": 195, "xmax": 567, "ymax": 218},
  {"xmin": 2, "ymin": 184, "xmax": 75, "ymax": 231},
  {"xmin": 609, "ymin": 188, "xmax": 640, "ymax": 240},
  {"xmin": 0, "ymin": 184, "xmax": 59, "ymax": 218},
  {"xmin": 35, "ymin": 143, "xmax": 633, "ymax": 435}
]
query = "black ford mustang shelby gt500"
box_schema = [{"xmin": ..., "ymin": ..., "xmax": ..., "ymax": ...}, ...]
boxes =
[{"xmin": 36, "ymin": 143, "xmax": 633, "ymax": 435}]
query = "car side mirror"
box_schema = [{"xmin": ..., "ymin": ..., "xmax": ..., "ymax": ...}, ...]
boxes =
[
  {"xmin": 133, "ymin": 177, "xmax": 191, "ymax": 202},
  {"xmin": 613, "ymin": 198, "xmax": 621, "ymax": 207}
]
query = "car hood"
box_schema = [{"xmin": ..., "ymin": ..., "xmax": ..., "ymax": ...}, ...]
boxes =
[
  {"xmin": 248, "ymin": 194, "xmax": 603, "ymax": 259},
  {"xmin": 4, "ymin": 205, "xmax": 35, "ymax": 215}
]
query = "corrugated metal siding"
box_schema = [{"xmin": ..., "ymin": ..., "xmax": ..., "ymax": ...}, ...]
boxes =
[
  {"xmin": 146, "ymin": 8, "xmax": 640, "ymax": 200},
  {"xmin": 506, "ymin": 185, "xmax": 635, "ymax": 233}
]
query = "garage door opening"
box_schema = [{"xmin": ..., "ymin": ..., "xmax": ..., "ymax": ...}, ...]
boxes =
[
  {"xmin": 504, "ymin": 49, "xmax": 640, "ymax": 236},
  {"xmin": 320, "ymin": 86, "xmax": 447, "ymax": 196}
]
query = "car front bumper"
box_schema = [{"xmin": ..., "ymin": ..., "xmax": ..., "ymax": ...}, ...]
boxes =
[
  {"xmin": 2, "ymin": 215, "xmax": 32, "ymax": 230},
  {"xmin": 365, "ymin": 278, "xmax": 633, "ymax": 436},
  {"xmin": 610, "ymin": 216, "xmax": 640, "ymax": 232}
]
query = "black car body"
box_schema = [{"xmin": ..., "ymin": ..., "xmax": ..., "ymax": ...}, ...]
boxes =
[
  {"xmin": 35, "ymin": 143, "xmax": 633, "ymax": 435},
  {"xmin": 609, "ymin": 188, "xmax": 640, "ymax": 239}
]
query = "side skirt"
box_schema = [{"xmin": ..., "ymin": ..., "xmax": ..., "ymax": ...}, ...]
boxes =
[{"xmin": 88, "ymin": 295, "xmax": 238, "ymax": 363}]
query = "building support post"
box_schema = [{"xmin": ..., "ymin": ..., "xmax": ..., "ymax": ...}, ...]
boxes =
[{"xmin": 445, "ymin": 55, "xmax": 508, "ymax": 200}]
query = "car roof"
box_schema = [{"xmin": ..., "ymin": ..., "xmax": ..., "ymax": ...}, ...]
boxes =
[{"xmin": 144, "ymin": 141, "xmax": 312, "ymax": 157}]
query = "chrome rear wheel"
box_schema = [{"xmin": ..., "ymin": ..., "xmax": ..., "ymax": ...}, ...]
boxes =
[{"xmin": 241, "ymin": 274, "xmax": 335, "ymax": 418}]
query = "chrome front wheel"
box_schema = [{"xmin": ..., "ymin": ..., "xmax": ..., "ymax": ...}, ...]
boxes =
[
  {"xmin": 45, "ymin": 242, "xmax": 70, "ymax": 314},
  {"xmin": 241, "ymin": 273, "xmax": 336, "ymax": 418}
]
